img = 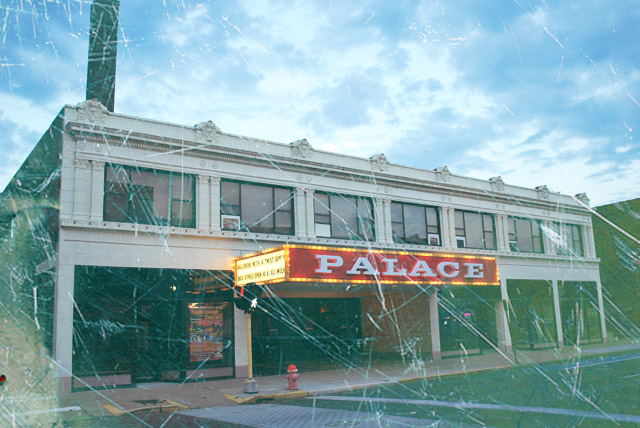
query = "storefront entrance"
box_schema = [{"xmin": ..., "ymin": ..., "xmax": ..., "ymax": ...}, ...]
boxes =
[
  {"xmin": 508, "ymin": 280, "xmax": 558, "ymax": 349},
  {"xmin": 438, "ymin": 286, "xmax": 499, "ymax": 356},
  {"xmin": 560, "ymin": 281, "xmax": 602, "ymax": 346},
  {"xmin": 72, "ymin": 267, "xmax": 235, "ymax": 389},
  {"xmin": 251, "ymin": 298, "xmax": 362, "ymax": 375}
]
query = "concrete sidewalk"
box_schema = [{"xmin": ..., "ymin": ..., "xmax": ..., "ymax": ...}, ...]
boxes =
[{"xmin": 59, "ymin": 341, "xmax": 640, "ymax": 418}]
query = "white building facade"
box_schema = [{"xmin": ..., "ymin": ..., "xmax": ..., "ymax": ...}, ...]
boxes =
[{"xmin": 45, "ymin": 101, "xmax": 605, "ymax": 393}]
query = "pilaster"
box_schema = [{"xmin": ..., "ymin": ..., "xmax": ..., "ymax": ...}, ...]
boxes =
[
  {"xmin": 294, "ymin": 188, "xmax": 307, "ymax": 238},
  {"xmin": 374, "ymin": 198, "xmax": 388, "ymax": 243},
  {"xmin": 383, "ymin": 199, "xmax": 393, "ymax": 243},
  {"xmin": 197, "ymin": 175, "xmax": 211, "ymax": 230},
  {"xmin": 446, "ymin": 207, "xmax": 457, "ymax": 249},
  {"xmin": 73, "ymin": 158, "xmax": 90, "ymax": 220},
  {"xmin": 89, "ymin": 161, "xmax": 104, "ymax": 221},
  {"xmin": 305, "ymin": 189, "xmax": 316, "ymax": 238},
  {"xmin": 440, "ymin": 207, "xmax": 452, "ymax": 247},
  {"xmin": 584, "ymin": 224, "xmax": 597, "ymax": 258},
  {"xmin": 210, "ymin": 177, "xmax": 221, "ymax": 231},
  {"xmin": 542, "ymin": 220, "xmax": 555, "ymax": 255},
  {"xmin": 496, "ymin": 214, "xmax": 508, "ymax": 252}
]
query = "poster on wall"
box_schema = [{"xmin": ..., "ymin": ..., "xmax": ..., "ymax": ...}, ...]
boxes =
[{"xmin": 188, "ymin": 304, "xmax": 225, "ymax": 362}]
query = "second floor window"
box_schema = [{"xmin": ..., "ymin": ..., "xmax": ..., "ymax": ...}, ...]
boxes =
[
  {"xmin": 220, "ymin": 180, "xmax": 294, "ymax": 235},
  {"xmin": 454, "ymin": 210, "xmax": 496, "ymax": 250},
  {"xmin": 508, "ymin": 217, "xmax": 544, "ymax": 253},
  {"xmin": 553, "ymin": 222, "xmax": 584, "ymax": 256},
  {"xmin": 391, "ymin": 202, "xmax": 441, "ymax": 246},
  {"xmin": 104, "ymin": 165, "xmax": 195, "ymax": 227},
  {"xmin": 314, "ymin": 192, "xmax": 375, "ymax": 241}
]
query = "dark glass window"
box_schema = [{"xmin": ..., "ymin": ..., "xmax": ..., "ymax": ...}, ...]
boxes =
[
  {"xmin": 314, "ymin": 192, "xmax": 375, "ymax": 241},
  {"xmin": 508, "ymin": 217, "xmax": 544, "ymax": 253},
  {"xmin": 390, "ymin": 202, "xmax": 441, "ymax": 246},
  {"xmin": 220, "ymin": 180, "xmax": 294, "ymax": 235},
  {"xmin": 104, "ymin": 165, "xmax": 195, "ymax": 227},
  {"xmin": 553, "ymin": 222, "xmax": 584, "ymax": 256},
  {"xmin": 454, "ymin": 210, "xmax": 496, "ymax": 250}
]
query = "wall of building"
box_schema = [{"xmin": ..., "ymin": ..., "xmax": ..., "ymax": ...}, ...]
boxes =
[{"xmin": 41, "ymin": 102, "xmax": 607, "ymax": 392}]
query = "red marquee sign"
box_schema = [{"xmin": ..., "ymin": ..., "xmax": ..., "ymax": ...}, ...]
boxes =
[{"xmin": 234, "ymin": 245, "xmax": 499, "ymax": 286}]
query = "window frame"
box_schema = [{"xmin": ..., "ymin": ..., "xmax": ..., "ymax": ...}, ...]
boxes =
[
  {"xmin": 219, "ymin": 179, "xmax": 295, "ymax": 235},
  {"xmin": 553, "ymin": 222, "xmax": 584, "ymax": 257},
  {"xmin": 507, "ymin": 216, "xmax": 544, "ymax": 254},
  {"xmin": 454, "ymin": 210, "xmax": 496, "ymax": 250},
  {"xmin": 313, "ymin": 191, "xmax": 375, "ymax": 241},
  {"xmin": 390, "ymin": 201, "xmax": 441, "ymax": 246},
  {"xmin": 103, "ymin": 164, "xmax": 196, "ymax": 228}
]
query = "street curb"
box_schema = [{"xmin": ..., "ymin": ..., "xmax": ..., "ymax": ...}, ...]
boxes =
[
  {"xmin": 103, "ymin": 400, "xmax": 188, "ymax": 416},
  {"xmin": 224, "ymin": 365, "xmax": 511, "ymax": 405}
]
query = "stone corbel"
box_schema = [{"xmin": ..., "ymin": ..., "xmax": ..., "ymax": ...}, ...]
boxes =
[
  {"xmin": 434, "ymin": 166, "xmax": 452, "ymax": 183},
  {"xmin": 535, "ymin": 185, "xmax": 550, "ymax": 200},
  {"xmin": 291, "ymin": 139, "xmax": 313, "ymax": 159},
  {"xmin": 489, "ymin": 176, "xmax": 505, "ymax": 192},
  {"xmin": 195, "ymin": 120, "xmax": 221, "ymax": 143},
  {"xmin": 76, "ymin": 99, "xmax": 108, "ymax": 124}
]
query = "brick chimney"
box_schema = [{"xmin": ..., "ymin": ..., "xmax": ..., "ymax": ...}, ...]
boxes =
[{"xmin": 86, "ymin": 0, "xmax": 120, "ymax": 112}]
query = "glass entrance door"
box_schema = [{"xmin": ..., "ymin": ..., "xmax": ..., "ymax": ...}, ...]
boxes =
[{"xmin": 133, "ymin": 296, "xmax": 187, "ymax": 383}]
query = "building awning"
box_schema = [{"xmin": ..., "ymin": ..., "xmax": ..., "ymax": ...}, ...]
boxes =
[{"xmin": 234, "ymin": 245, "xmax": 499, "ymax": 287}]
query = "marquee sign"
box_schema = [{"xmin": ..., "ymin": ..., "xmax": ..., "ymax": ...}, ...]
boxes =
[{"xmin": 234, "ymin": 245, "xmax": 499, "ymax": 286}]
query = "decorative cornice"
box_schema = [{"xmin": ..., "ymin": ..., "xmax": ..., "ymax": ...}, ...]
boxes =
[{"xmin": 64, "ymin": 122, "xmax": 590, "ymax": 215}]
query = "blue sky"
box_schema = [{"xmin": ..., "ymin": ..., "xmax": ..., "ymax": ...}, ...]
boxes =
[{"xmin": 1, "ymin": 0, "xmax": 639, "ymax": 206}]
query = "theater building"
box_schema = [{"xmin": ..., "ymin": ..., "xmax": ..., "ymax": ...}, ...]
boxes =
[{"xmin": 0, "ymin": 100, "xmax": 607, "ymax": 393}]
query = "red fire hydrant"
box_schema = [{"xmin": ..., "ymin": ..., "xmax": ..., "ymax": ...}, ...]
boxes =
[{"xmin": 285, "ymin": 364, "xmax": 299, "ymax": 390}]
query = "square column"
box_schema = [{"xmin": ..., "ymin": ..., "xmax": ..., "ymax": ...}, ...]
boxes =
[
  {"xmin": 596, "ymin": 279, "xmax": 608, "ymax": 343},
  {"xmin": 210, "ymin": 177, "xmax": 221, "ymax": 231},
  {"xmin": 53, "ymin": 260, "xmax": 75, "ymax": 394},
  {"xmin": 89, "ymin": 161, "xmax": 104, "ymax": 221},
  {"xmin": 234, "ymin": 305, "xmax": 249, "ymax": 378},
  {"xmin": 551, "ymin": 279, "xmax": 564, "ymax": 347},
  {"xmin": 197, "ymin": 175, "xmax": 210, "ymax": 230},
  {"xmin": 294, "ymin": 188, "xmax": 307, "ymax": 237},
  {"xmin": 495, "ymin": 300, "xmax": 512, "ymax": 353},
  {"xmin": 429, "ymin": 291, "xmax": 441, "ymax": 360},
  {"xmin": 305, "ymin": 189, "xmax": 316, "ymax": 238},
  {"xmin": 498, "ymin": 277, "xmax": 513, "ymax": 353}
]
